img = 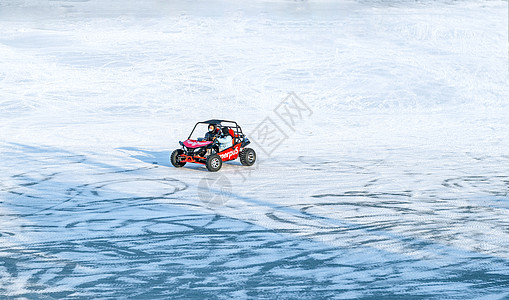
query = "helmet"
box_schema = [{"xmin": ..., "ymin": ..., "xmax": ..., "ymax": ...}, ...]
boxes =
[{"xmin": 208, "ymin": 124, "xmax": 216, "ymax": 132}]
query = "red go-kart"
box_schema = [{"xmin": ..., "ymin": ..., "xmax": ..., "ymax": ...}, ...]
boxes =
[{"xmin": 170, "ymin": 120, "xmax": 256, "ymax": 172}]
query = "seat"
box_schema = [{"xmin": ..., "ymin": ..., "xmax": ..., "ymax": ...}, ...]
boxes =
[{"xmin": 228, "ymin": 128, "xmax": 235, "ymax": 145}]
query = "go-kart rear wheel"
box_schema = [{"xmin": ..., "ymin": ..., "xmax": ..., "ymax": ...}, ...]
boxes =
[
  {"xmin": 171, "ymin": 149, "xmax": 186, "ymax": 168},
  {"xmin": 240, "ymin": 148, "xmax": 256, "ymax": 166},
  {"xmin": 206, "ymin": 154, "xmax": 222, "ymax": 172}
]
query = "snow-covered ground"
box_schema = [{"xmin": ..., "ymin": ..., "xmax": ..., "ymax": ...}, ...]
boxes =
[{"xmin": 1, "ymin": 0, "xmax": 509, "ymax": 298}]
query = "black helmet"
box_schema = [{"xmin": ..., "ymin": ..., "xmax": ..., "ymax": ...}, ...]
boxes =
[
  {"xmin": 221, "ymin": 127, "xmax": 229, "ymax": 135},
  {"xmin": 208, "ymin": 124, "xmax": 216, "ymax": 132}
]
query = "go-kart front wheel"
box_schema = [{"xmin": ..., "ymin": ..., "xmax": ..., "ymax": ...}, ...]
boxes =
[
  {"xmin": 206, "ymin": 154, "xmax": 222, "ymax": 172},
  {"xmin": 171, "ymin": 149, "xmax": 186, "ymax": 168}
]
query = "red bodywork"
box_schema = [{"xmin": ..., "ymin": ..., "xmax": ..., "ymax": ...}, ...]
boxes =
[{"xmin": 183, "ymin": 139, "xmax": 212, "ymax": 148}]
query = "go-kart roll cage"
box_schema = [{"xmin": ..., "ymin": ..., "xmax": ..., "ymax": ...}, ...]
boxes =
[{"xmin": 187, "ymin": 119, "xmax": 245, "ymax": 144}]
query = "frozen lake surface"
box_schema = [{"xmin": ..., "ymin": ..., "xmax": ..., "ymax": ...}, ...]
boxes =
[{"xmin": 1, "ymin": 0, "xmax": 509, "ymax": 298}]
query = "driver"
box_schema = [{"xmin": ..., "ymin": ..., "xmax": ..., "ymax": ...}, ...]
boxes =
[{"xmin": 205, "ymin": 124, "xmax": 220, "ymax": 141}]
